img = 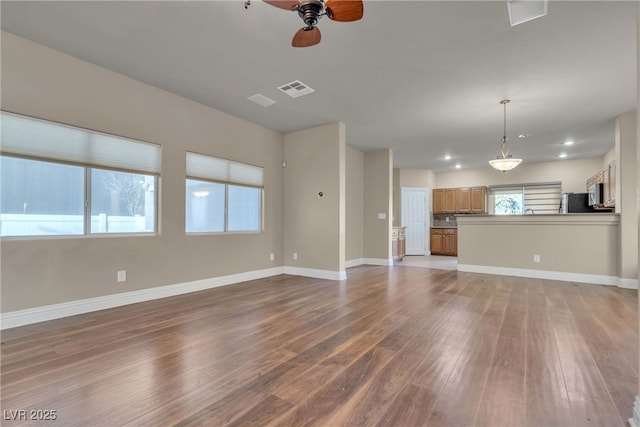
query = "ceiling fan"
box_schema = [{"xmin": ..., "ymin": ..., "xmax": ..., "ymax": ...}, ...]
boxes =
[{"xmin": 263, "ymin": 0, "xmax": 363, "ymax": 47}]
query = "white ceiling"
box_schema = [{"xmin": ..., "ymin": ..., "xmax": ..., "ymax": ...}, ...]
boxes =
[{"xmin": 1, "ymin": 1, "xmax": 637, "ymax": 171}]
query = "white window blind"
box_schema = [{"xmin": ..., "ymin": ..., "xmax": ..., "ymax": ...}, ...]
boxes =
[
  {"xmin": 1, "ymin": 111, "xmax": 161, "ymax": 174},
  {"xmin": 491, "ymin": 182, "xmax": 562, "ymax": 214},
  {"xmin": 186, "ymin": 151, "xmax": 263, "ymax": 187},
  {"xmin": 523, "ymin": 183, "xmax": 562, "ymax": 214}
]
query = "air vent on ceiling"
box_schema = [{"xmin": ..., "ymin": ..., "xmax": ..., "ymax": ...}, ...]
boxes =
[
  {"xmin": 277, "ymin": 80, "xmax": 315, "ymax": 98},
  {"xmin": 247, "ymin": 93, "xmax": 276, "ymax": 107}
]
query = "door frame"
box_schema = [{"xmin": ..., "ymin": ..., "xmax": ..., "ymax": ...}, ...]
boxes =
[{"xmin": 401, "ymin": 187, "xmax": 430, "ymax": 255}]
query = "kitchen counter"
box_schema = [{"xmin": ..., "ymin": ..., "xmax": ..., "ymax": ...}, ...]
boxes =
[
  {"xmin": 455, "ymin": 213, "xmax": 621, "ymax": 285},
  {"xmin": 431, "ymin": 225, "xmax": 457, "ymax": 229},
  {"xmin": 457, "ymin": 213, "xmax": 618, "ymax": 218}
]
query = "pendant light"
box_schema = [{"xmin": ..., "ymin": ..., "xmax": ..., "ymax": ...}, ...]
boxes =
[{"xmin": 489, "ymin": 99, "xmax": 522, "ymax": 173}]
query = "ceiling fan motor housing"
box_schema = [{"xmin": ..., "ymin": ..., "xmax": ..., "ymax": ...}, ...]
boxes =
[{"xmin": 298, "ymin": 0, "xmax": 324, "ymax": 27}]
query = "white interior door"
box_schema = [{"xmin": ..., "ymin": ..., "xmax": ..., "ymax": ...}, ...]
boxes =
[{"xmin": 401, "ymin": 187, "xmax": 429, "ymax": 255}]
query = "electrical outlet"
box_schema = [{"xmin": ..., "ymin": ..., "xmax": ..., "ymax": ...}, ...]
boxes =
[
  {"xmin": 533, "ymin": 255, "xmax": 540, "ymax": 263},
  {"xmin": 270, "ymin": 253, "xmax": 275, "ymax": 261},
  {"xmin": 117, "ymin": 270, "xmax": 127, "ymax": 282},
  {"xmin": 293, "ymin": 252, "xmax": 298, "ymax": 260}
]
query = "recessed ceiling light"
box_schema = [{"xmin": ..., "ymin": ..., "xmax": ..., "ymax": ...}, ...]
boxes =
[
  {"xmin": 455, "ymin": 164, "xmax": 461, "ymax": 169},
  {"xmin": 558, "ymin": 153, "xmax": 568, "ymax": 159},
  {"xmin": 518, "ymin": 134, "xmax": 529, "ymax": 139},
  {"xmin": 443, "ymin": 155, "xmax": 452, "ymax": 161},
  {"xmin": 563, "ymin": 140, "xmax": 575, "ymax": 146}
]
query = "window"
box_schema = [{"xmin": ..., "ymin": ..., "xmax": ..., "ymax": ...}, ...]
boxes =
[
  {"xmin": 494, "ymin": 189, "xmax": 524, "ymax": 215},
  {"xmin": 1, "ymin": 112, "xmax": 160, "ymax": 237},
  {"xmin": 1, "ymin": 156, "xmax": 85, "ymax": 236},
  {"xmin": 491, "ymin": 182, "xmax": 562, "ymax": 215},
  {"xmin": 186, "ymin": 152, "xmax": 263, "ymax": 233},
  {"xmin": 90, "ymin": 169, "xmax": 156, "ymax": 234}
]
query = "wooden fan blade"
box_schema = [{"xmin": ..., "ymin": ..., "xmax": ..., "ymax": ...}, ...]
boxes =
[
  {"xmin": 325, "ymin": 0, "xmax": 363, "ymax": 22},
  {"xmin": 292, "ymin": 26, "xmax": 321, "ymax": 47},
  {"xmin": 263, "ymin": 0, "xmax": 298, "ymax": 11}
]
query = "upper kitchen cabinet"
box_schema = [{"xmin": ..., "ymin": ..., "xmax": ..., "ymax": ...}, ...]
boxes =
[
  {"xmin": 586, "ymin": 161, "xmax": 616, "ymax": 208},
  {"xmin": 445, "ymin": 189, "xmax": 457, "ymax": 213},
  {"xmin": 433, "ymin": 186, "xmax": 487, "ymax": 214},
  {"xmin": 458, "ymin": 188, "xmax": 471, "ymax": 213},
  {"xmin": 604, "ymin": 161, "xmax": 616, "ymax": 208},
  {"xmin": 433, "ymin": 189, "xmax": 445, "ymax": 213},
  {"xmin": 470, "ymin": 186, "xmax": 487, "ymax": 213}
]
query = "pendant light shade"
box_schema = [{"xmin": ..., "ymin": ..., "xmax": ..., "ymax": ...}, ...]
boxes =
[
  {"xmin": 489, "ymin": 99, "xmax": 522, "ymax": 173},
  {"xmin": 489, "ymin": 157, "xmax": 523, "ymax": 171}
]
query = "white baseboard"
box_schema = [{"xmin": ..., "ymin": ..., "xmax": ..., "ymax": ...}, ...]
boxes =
[
  {"xmin": 283, "ymin": 266, "xmax": 346, "ymax": 281},
  {"xmin": 362, "ymin": 258, "xmax": 394, "ymax": 266},
  {"xmin": 346, "ymin": 258, "xmax": 393, "ymax": 267},
  {"xmin": 630, "ymin": 395, "xmax": 640, "ymax": 427},
  {"xmin": 457, "ymin": 264, "xmax": 638, "ymax": 289},
  {"xmin": 618, "ymin": 277, "xmax": 639, "ymax": 289},
  {"xmin": 1, "ymin": 264, "xmax": 359, "ymax": 330},
  {"xmin": 345, "ymin": 258, "xmax": 365, "ymax": 268},
  {"xmin": 1, "ymin": 267, "xmax": 285, "ymax": 330}
]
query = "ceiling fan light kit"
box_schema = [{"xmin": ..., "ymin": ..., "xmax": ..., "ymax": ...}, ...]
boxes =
[
  {"xmin": 489, "ymin": 99, "xmax": 523, "ymax": 173},
  {"xmin": 263, "ymin": 0, "xmax": 363, "ymax": 47}
]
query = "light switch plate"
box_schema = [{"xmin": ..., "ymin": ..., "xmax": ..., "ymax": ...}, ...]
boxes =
[{"xmin": 378, "ymin": 213, "xmax": 386, "ymax": 220}]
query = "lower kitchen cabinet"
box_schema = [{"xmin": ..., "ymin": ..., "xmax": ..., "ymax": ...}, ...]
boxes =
[
  {"xmin": 392, "ymin": 226, "xmax": 406, "ymax": 261},
  {"xmin": 430, "ymin": 228, "xmax": 457, "ymax": 256}
]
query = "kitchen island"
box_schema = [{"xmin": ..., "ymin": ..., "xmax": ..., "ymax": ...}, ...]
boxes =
[{"xmin": 455, "ymin": 213, "xmax": 630, "ymax": 287}]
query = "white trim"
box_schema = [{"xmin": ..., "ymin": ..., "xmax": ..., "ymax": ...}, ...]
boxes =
[
  {"xmin": 346, "ymin": 258, "xmax": 397, "ymax": 267},
  {"xmin": 457, "ymin": 264, "xmax": 638, "ymax": 288},
  {"xmin": 345, "ymin": 258, "xmax": 365, "ymax": 268},
  {"xmin": 1, "ymin": 267, "xmax": 285, "ymax": 330},
  {"xmin": 618, "ymin": 277, "xmax": 639, "ymax": 289},
  {"xmin": 362, "ymin": 258, "xmax": 394, "ymax": 266},
  {"xmin": 630, "ymin": 396, "xmax": 640, "ymax": 427},
  {"xmin": 283, "ymin": 266, "xmax": 346, "ymax": 281}
]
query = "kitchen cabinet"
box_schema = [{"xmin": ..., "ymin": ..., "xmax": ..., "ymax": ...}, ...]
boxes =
[
  {"xmin": 457, "ymin": 188, "xmax": 471, "ymax": 213},
  {"xmin": 430, "ymin": 228, "xmax": 457, "ymax": 256},
  {"xmin": 434, "ymin": 186, "xmax": 487, "ymax": 214},
  {"xmin": 444, "ymin": 189, "xmax": 457, "ymax": 213},
  {"xmin": 392, "ymin": 226, "xmax": 406, "ymax": 261},
  {"xmin": 433, "ymin": 189, "xmax": 445, "ymax": 213},
  {"xmin": 471, "ymin": 186, "xmax": 487, "ymax": 213},
  {"xmin": 443, "ymin": 229, "xmax": 457, "ymax": 256},
  {"xmin": 585, "ymin": 161, "xmax": 616, "ymax": 208},
  {"xmin": 430, "ymin": 231, "xmax": 443, "ymax": 254},
  {"xmin": 604, "ymin": 161, "xmax": 616, "ymax": 207}
]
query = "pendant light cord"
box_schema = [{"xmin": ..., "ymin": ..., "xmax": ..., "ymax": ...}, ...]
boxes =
[{"xmin": 501, "ymin": 99, "xmax": 510, "ymax": 158}]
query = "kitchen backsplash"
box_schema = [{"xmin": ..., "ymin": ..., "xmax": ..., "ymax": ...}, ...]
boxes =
[{"xmin": 432, "ymin": 213, "xmax": 457, "ymax": 227}]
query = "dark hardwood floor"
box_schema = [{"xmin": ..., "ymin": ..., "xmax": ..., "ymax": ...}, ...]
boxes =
[{"xmin": 1, "ymin": 266, "xmax": 637, "ymax": 426}]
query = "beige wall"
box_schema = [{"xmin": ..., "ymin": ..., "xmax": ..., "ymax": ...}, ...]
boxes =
[
  {"xmin": 346, "ymin": 146, "xmax": 364, "ymax": 262},
  {"xmin": 457, "ymin": 215, "xmax": 620, "ymax": 277},
  {"xmin": 603, "ymin": 146, "xmax": 616, "ymax": 168},
  {"xmin": 435, "ymin": 157, "xmax": 603, "ymax": 193},
  {"xmin": 364, "ymin": 150, "xmax": 393, "ymax": 261},
  {"xmin": 283, "ymin": 123, "xmax": 346, "ymax": 273},
  {"xmin": 616, "ymin": 111, "xmax": 638, "ymax": 279},
  {"xmin": 1, "ymin": 32, "xmax": 285, "ymax": 312}
]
